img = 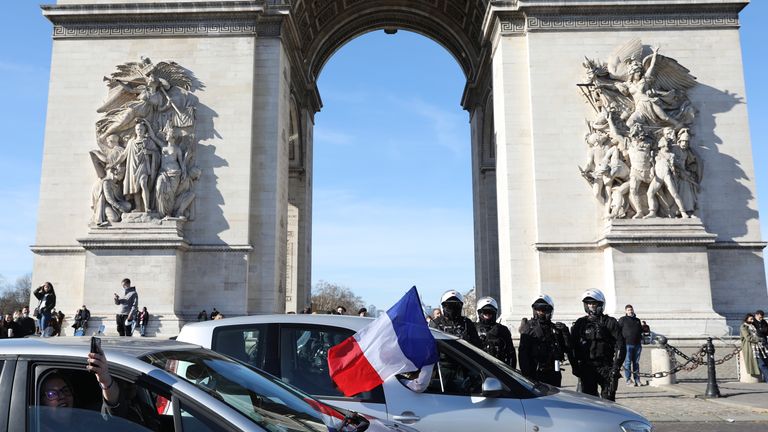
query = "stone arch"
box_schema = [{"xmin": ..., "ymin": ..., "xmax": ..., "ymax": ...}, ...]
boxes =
[{"xmin": 293, "ymin": 1, "xmax": 488, "ymax": 84}]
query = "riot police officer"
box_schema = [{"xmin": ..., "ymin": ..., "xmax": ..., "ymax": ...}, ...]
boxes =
[
  {"xmin": 475, "ymin": 297, "xmax": 516, "ymax": 369},
  {"xmin": 518, "ymin": 294, "xmax": 571, "ymax": 386},
  {"xmin": 429, "ymin": 290, "xmax": 481, "ymax": 347},
  {"xmin": 570, "ymin": 289, "xmax": 626, "ymax": 401}
]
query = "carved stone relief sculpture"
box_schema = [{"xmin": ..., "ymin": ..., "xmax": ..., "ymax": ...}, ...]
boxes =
[
  {"xmin": 578, "ymin": 39, "xmax": 701, "ymax": 219},
  {"xmin": 89, "ymin": 57, "xmax": 201, "ymax": 226}
]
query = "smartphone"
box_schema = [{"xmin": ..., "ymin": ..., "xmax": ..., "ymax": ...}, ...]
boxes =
[{"xmin": 90, "ymin": 336, "xmax": 102, "ymax": 354}]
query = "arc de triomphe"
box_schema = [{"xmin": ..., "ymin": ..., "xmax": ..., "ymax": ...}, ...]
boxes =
[{"xmin": 33, "ymin": 0, "xmax": 766, "ymax": 336}]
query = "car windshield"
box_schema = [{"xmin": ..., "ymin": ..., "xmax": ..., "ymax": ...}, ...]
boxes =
[
  {"xmin": 450, "ymin": 339, "xmax": 552, "ymax": 395},
  {"xmin": 141, "ymin": 349, "xmax": 333, "ymax": 432}
]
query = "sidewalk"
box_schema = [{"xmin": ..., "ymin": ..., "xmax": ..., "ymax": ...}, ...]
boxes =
[
  {"xmin": 615, "ymin": 381, "xmax": 768, "ymax": 423},
  {"xmin": 671, "ymin": 381, "xmax": 768, "ymax": 413}
]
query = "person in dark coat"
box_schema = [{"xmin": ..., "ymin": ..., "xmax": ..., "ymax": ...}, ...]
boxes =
[
  {"xmin": 33, "ymin": 282, "xmax": 57, "ymax": 337},
  {"xmin": 138, "ymin": 307, "xmax": 150, "ymax": 336},
  {"xmin": 475, "ymin": 297, "xmax": 517, "ymax": 369},
  {"xmin": 618, "ymin": 304, "xmax": 643, "ymax": 386},
  {"xmin": 72, "ymin": 305, "xmax": 91, "ymax": 333},
  {"xmin": 17, "ymin": 307, "xmax": 37, "ymax": 337},
  {"xmin": 571, "ymin": 289, "xmax": 626, "ymax": 401},
  {"xmin": 429, "ymin": 290, "xmax": 480, "ymax": 347},
  {"xmin": 519, "ymin": 295, "xmax": 571, "ymax": 387}
]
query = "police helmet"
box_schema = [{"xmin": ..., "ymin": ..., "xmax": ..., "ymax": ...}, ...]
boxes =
[
  {"xmin": 476, "ymin": 297, "xmax": 499, "ymax": 324},
  {"xmin": 440, "ymin": 290, "xmax": 464, "ymax": 320},
  {"xmin": 581, "ymin": 288, "xmax": 606, "ymax": 315},
  {"xmin": 440, "ymin": 290, "xmax": 464, "ymax": 304},
  {"xmin": 531, "ymin": 294, "xmax": 555, "ymax": 320}
]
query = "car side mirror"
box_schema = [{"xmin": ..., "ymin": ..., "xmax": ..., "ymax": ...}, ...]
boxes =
[{"xmin": 481, "ymin": 377, "xmax": 504, "ymax": 398}]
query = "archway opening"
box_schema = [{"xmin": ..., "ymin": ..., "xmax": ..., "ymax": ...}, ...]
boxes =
[{"xmin": 311, "ymin": 30, "xmax": 474, "ymax": 311}]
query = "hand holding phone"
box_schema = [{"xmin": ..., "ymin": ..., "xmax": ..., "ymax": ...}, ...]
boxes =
[{"xmin": 90, "ymin": 336, "xmax": 102, "ymax": 355}]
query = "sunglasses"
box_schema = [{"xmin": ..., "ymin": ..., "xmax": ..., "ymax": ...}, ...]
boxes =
[{"xmin": 44, "ymin": 385, "xmax": 72, "ymax": 401}]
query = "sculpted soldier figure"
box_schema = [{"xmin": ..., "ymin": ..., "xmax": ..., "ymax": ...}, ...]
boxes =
[
  {"xmin": 647, "ymin": 127, "xmax": 688, "ymax": 218},
  {"xmin": 672, "ymin": 128, "xmax": 701, "ymax": 217},
  {"xmin": 607, "ymin": 119, "xmax": 655, "ymax": 219},
  {"xmin": 571, "ymin": 289, "xmax": 626, "ymax": 401},
  {"xmin": 156, "ymin": 127, "xmax": 187, "ymax": 218},
  {"xmin": 519, "ymin": 295, "xmax": 571, "ymax": 387},
  {"xmin": 474, "ymin": 297, "xmax": 516, "ymax": 369},
  {"xmin": 429, "ymin": 290, "xmax": 480, "ymax": 347},
  {"xmin": 119, "ymin": 121, "xmax": 161, "ymax": 213}
]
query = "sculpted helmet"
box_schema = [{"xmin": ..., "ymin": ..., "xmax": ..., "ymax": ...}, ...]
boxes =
[
  {"xmin": 440, "ymin": 290, "xmax": 464, "ymax": 320},
  {"xmin": 531, "ymin": 294, "xmax": 555, "ymax": 321},
  {"xmin": 581, "ymin": 289, "xmax": 606, "ymax": 316},
  {"xmin": 476, "ymin": 297, "xmax": 499, "ymax": 324}
]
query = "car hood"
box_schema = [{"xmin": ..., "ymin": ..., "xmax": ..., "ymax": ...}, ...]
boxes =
[{"xmin": 521, "ymin": 388, "xmax": 650, "ymax": 430}]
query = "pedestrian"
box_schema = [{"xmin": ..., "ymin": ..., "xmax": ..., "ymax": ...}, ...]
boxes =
[
  {"xmin": 357, "ymin": 308, "xmax": 367, "ymax": 317},
  {"xmin": 519, "ymin": 295, "xmax": 571, "ymax": 387},
  {"xmin": 50, "ymin": 309, "xmax": 63, "ymax": 337},
  {"xmin": 114, "ymin": 278, "xmax": 139, "ymax": 336},
  {"xmin": 335, "ymin": 305, "xmax": 347, "ymax": 315},
  {"xmin": 33, "ymin": 282, "xmax": 57, "ymax": 337},
  {"xmin": 18, "ymin": 306, "xmax": 36, "ymax": 337},
  {"xmin": 618, "ymin": 304, "xmax": 643, "ymax": 386},
  {"xmin": 641, "ymin": 320, "xmax": 651, "ymax": 339},
  {"xmin": 138, "ymin": 307, "xmax": 149, "ymax": 336},
  {"xmin": 210, "ymin": 308, "xmax": 219, "ymax": 320},
  {"xmin": 475, "ymin": 297, "xmax": 517, "ymax": 369},
  {"xmin": 754, "ymin": 310, "xmax": 768, "ymax": 344},
  {"xmin": 431, "ymin": 308, "xmax": 442, "ymax": 320},
  {"xmin": 429, "ymin": 290, "xmax": 481, "ymax": 347},
  {"xmin": 740, "ymin": 313, "xmax": 768, "ymax": 382},
  {"xmin": 300, "ymin": 307, "xmax": 312, "ymax": 314},
  {"xmin": 72, "ymin": 305, "xmax": 91, "ymax": 335},
  {"xmin": 571, "ymin": 289, "xmax": 626, "ymax": 401},
  {"xmin": 5, "ymin": 313, "xmax": 21, "ymax": 338},
  {"xmin": 197, "ymin": 309, "xmax": 208, "ymax": 321}
]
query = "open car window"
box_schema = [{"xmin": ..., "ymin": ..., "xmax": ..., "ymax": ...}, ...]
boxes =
[{"xmin": 29, "ymin": 366, "xmax": 169, "ymax": 431}]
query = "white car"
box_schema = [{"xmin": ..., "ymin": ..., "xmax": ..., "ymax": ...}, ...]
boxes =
[
  {"xmin": 0, "ymin": 337, "xmax": 415, "ymax": 432},
  {"xmin": 177, "ymin": 314, "xmax": 654, "ymax": 432}
]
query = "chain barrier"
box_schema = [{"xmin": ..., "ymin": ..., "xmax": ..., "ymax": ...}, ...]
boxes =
[{"xmin": 636, "ymin": 339, "xmax": 741, "ymax": 379}]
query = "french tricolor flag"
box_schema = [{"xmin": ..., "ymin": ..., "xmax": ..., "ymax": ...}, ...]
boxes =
[{"xmin": 328, "ymin": 286, "xmax": 438, "ymax": 397}]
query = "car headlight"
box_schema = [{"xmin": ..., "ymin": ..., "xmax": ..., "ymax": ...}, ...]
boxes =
[{"xmin": 620, "ymin": 420, "xmax": 654, "ymax": 432}]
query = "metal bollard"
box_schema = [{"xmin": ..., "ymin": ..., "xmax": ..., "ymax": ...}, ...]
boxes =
[{"xmin": 703, "ymin": 337, "xmax": 721, "ymax": 398}]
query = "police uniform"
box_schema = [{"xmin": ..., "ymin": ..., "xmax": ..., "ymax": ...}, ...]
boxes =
[
  {"xmin": 519, "ymin": 317, "xmax": 570, "ymax": 386},
  {"xmin": 476, "ymin": 320, "xmax": 517, "ymax": 369},
  {"xmin": 430, "ymin": 315, "xmax": 481, "ymax": 347},
  {"xmin": 571, "ymin": 313, "xmax": 626, "ymax": 401}
]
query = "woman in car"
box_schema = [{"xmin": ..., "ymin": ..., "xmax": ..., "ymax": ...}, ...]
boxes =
[{"xmin": 37, "ymin": 348, "xmax": 122, "ymax": 423}]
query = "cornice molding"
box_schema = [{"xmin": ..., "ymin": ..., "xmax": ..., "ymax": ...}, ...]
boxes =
[
  {"xmin": 488, "ymin": 2, "xmax": 745, "ymax": 39},
  {"xmin": 42, "ymin": 1, "xmax": 288, "ymax": 39}
]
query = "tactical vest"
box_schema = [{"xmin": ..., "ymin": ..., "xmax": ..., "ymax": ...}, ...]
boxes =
[
  {"xmin": 526, "ymin": 320, "xmax": 564, "ymax": 368},
  {"xmin": 437, "ymin": 317, "xmax": 472, "ymax": 342},
  {"xmin": 579, "ymin": 316, "xmax": 613, "ymax": 362},
  {"xmin": 477, "ymin": 323, "xmax": 510, "ymax": 363}
]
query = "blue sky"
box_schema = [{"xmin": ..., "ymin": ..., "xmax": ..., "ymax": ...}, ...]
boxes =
[{"xmin": 0, "ymin": 2, "xmax": 766, "ymax": 311}]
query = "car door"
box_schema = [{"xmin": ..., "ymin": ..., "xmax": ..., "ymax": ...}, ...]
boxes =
[
  {"xmin": 275, "ymin": 323, "xmax": 388, "ymax": 419},
  {"xmin": 382, "ymin": 342, "xmax": 527, "ymax": 432},
  {"xmin": 13, "ymin": 355, "xmax": 256, "ymax": 432},
  {"xmin": 0, "ymin": 358, "xmax": 13, "ymax": 431}
]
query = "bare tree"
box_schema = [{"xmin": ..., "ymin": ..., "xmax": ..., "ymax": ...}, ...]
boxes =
[
  {"xmin": 462, "ymin": 287, "xmax": 477, "ymax": 321},
  {"xmin": 311, "ymin": 280, "xmax": 366, "ymax": 314},
  {"xmin": 0, "ymin": 273, "xmax": 32, "ymax": 314}
]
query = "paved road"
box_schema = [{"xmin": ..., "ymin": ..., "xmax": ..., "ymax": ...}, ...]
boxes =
[{"xmin": 654, "ymin": 422, "xmax": 768, "ymax": 431}]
